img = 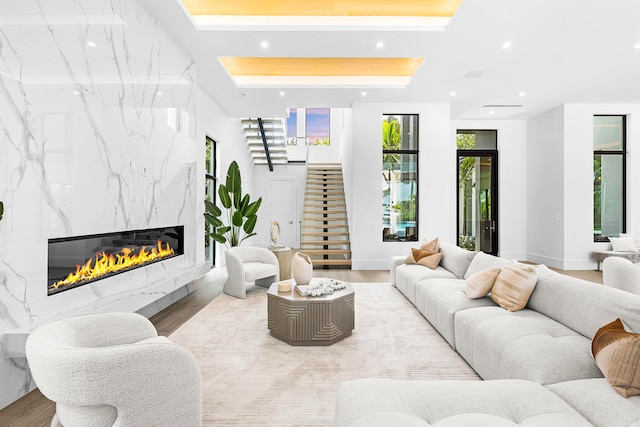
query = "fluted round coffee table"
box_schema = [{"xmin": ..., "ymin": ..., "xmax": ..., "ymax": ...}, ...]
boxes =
[{"xmin": 267, "ymin": 280, "xmax": 355, "ymax": 346}]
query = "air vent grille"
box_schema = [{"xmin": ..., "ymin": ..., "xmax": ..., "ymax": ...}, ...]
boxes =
[{"xmin": 463, "ymin": 70, "xmax": 484, "ymax": 79}]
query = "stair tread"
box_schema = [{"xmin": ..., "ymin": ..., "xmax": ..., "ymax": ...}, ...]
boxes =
[
  {"xmin": 311, "ymin": 259, "xmax": 352, "ymax": 266},
  {"xmin": 302, "ymin": 249, "xmax": 351, "ymax": 254}
]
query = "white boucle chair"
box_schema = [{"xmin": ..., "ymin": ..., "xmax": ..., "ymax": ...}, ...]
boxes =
[
  {"xmin": 602, "ymin": 256, "xmax": 640, "ymax": 295},
  {"xmin": 25, "ymin": 312, "xmax": 202, "ymax": 427},
  {"xmin": 224, "ymin": 246, "xmax": 280, "ymax": 299}
]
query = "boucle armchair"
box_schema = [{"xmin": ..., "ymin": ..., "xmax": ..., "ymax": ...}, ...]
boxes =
[
  {"xmin": 25, "ymin": 312, "xmax": 202, "ymax": 427},
  {"xmin": 224, "ymin": 246, "xmax": 280, "ymax": 298},
  {"xmin": 602, "ymin": 256, "xmax": 640, "ymax": 294}
]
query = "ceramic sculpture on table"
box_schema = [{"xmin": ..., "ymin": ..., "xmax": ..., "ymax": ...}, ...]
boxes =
[{"xmin": 292, "ymin": 252, "xmax": 313, "ymax": 285}]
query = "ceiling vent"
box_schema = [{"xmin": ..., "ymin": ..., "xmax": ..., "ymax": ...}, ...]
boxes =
[
  {"xmin": 463, "ymin": 70, "xmax": 484, "ymax": 79},
  {"xmin": 482, "ymin": 104, "xmax": 523, "ymax": 108}
]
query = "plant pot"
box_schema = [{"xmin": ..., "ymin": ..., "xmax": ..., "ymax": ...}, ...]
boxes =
[{"xmin": 292, "ymin": 252, "xmax": 313, "ymax": 285}]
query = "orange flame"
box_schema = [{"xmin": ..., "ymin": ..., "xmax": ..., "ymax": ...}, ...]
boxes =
[{"xmin": 50, "ymin": 240, "xmax": 175, "ymax": 290}]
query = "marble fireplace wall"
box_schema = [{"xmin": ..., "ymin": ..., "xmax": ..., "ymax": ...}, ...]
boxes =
[{"xmin": 0, "ymin": 0, "xmax": 211, "ymax": 408}]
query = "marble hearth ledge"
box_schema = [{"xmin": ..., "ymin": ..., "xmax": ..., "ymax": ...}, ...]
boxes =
[{"xmin": 1, "ymin": 262, "xmax": 211, "ymax": 358}]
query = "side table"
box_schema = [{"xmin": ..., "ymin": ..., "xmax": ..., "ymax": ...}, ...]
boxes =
[
  {"xmin": 269, "ymin": 246, "xmax": 292, "ymax": 280},
  {"xmin": 592, "ymin": 250, "xmax": 640, "ymax": 271}
]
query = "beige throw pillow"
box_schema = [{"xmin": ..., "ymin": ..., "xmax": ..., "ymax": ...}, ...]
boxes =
[
  {"xmin": 420, "ymin": 237, "xmax": 440, "ymax": 252},
  {"xmin": 465, "ymin": 268, "xmax": 501, "ymax": 299},
  {"xmin": 417, "ymin": 252, "xmax": 443, "ymax": 269},
  {"xmin": 405, "ymin": 237, "xmax": 440, "ymax": 264},
  {"xmin": 592, "ymin": 318, "xmax": 640, "ymax": 398},
  {"xmin": 490, "ymin": 264, "xmax": 537, "ymax": 311}
]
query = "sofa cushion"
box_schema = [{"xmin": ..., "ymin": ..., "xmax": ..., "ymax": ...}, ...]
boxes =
[
  {"xmin": 464, "ymin": 251, "xmax": 513, "ymax": 279},
  {"xmin": 592, "ymin": 318, "xmax": 640, "ymax": 397},
  {"xmin": 527, "ymin": 265, "xmax": 640, "ymax": 339},
  {"xmin": 454, "ymin": 306, "xmax": 603, "ymax": 385},
  {"xmin": 490, "ymin": 264, "xmax": 537, "ymax": 311},
  {"xmin": 439, "ymin": 242, "xmax": 477, "ymax": 279},
  {"xmin": 335, "ymin": 378, "xmax": 592, "ymax": 427},
  {"xmin": 465, "ymin": 268, "xmax": 501, "ymax": 299},
  {"xmin": 243, "ymin": 262, "xmax": 278, "ymax": 282},
  {"xmin": 415, "ymin": 279, "xmax": 496, "ymax": 348},
  {"xmin": 548, "ymin": 378, "xmax": 640, "ymax": 427},
  {"xmin": 394, "ymin": 264, "xmax": 457, "ymax": 305}
]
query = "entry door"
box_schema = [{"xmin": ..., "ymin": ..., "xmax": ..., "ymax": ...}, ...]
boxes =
[
  {"xmin": 457, "ymin": 151, "xmax": 498, "ymax": 255},
  {"xmin": 269, "ymin": 180, "xmax": 296, "ymax": 248}
]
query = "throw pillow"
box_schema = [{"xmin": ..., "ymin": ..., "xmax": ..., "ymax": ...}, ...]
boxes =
[
  {"xmin": 417, "ymin": 252, "xmax": 443, "ymax": 269},
  {"xmin": 465, "ymin": 268, "xmax": 501, "ymax": 299},
  {"xmin": 592, "ymin": 318, "xmax": 640, "ymax": 398},
  {"xmin": 609, "ymin": 237, "xmax": 639, "ymax": 253},
  {"xmin": 405, "ymin": 248, "xmax": 435, "ymax": 264},
  {"xmin": 619, "ymin": 233, "xmax": 640, "ymax": 251},
  {"xmin": 420, "ymin": 237, "xmax": 440, "ymax": 253},
  {"xmin": 490, "ymin": 264, "xmax": 537, "ymax": 311},
  {"xmin": 439, "ymin": 241, "xmax": 477, "ymax": 279}
]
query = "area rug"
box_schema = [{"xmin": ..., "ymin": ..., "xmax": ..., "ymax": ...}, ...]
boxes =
[{"xmin": 169, "ymin": 283, "xmax": 480, "ymax": 426}]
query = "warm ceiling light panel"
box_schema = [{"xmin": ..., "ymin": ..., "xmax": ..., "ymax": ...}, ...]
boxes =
[
  {"xmin": 182, "ymin": 0, "xmax": 463, "ymax": 30},
  {"xmin": 182, "ymin": 0, "xmax": 463, "ymax": 17},
  {"xmin": 218, "ymin": 57, "xmax": 424, "ymax": 87}
]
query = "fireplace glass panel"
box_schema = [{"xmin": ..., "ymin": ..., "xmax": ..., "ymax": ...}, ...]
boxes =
[{"xmin": 48, "ymin": 226, "xmax": 184, "ymax": 295}]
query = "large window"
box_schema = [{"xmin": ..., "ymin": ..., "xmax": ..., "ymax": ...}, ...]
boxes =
[
  {"xmin": 205, "ymin": 136, "xmax": 217, "ymax": 265},
  {"xmin": 382, "ymin": 114, "xmax": 418, "ymax": 242},
  {"xmin": 593, "ymin": 115, "xmax": 626, "ymax": 242}
]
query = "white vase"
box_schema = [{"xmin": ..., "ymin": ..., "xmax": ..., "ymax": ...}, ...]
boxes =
[{"xmin": 292, "ymin": 252, "xmax": 313, "ymax": 285}]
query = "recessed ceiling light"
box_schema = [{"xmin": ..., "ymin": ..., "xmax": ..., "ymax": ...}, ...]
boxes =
[
  {"xmin": 502, "ymin": 41, "xmax": 512, "ymax": 49},
  {"xmin": 157, "ymin": 91, "xmax": 163, "ymax": 95},
  {"xmin": 73, "ymin": 90, "xmax": 80, "ymax": 95},
  {"xmin": 376, "ymin": 41, "xmax": 384, "ymax": 49},
  {"xmin": 87, "ymin": 41, "xmax": 96, "ymax": 47},
  {"xmin": 279, "ymin": 91, "xmax": 285, "ymax": 96},
  {"xmin": 261, "ymin": 41, "xmax": 269, "ymax": 49},
  {"xmin": 489, "ymin": 110, "xmax": 495, "ymax": 115},
  {"xmin": 450, "ymin": 91, "xmax": 456, "ymax": 96},
  {"xmin": 361, "ymin": 91, "xmax": 367, "ymax": 96},
  {"xmin": 634, "ymin": 43, "xmax": 640, "ymax": 49},
  {"xmin": 519, "ymin": 91, "xmax": 526, "ymax": 97}
]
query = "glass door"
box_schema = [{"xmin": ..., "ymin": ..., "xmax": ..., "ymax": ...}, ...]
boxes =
[{"xmin": 456, "ymin": 130, "xmax": 498, "ymax": 255}]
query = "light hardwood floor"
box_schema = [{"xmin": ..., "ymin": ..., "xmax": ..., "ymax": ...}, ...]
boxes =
[{"xmin": 0, "ymin": 267, "xmax": 601, "ymax": 426}]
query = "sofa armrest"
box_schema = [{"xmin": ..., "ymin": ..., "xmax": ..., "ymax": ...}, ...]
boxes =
[{"xmin": 389, "ymin": 256, "xmax": 406, "ymax": 286}]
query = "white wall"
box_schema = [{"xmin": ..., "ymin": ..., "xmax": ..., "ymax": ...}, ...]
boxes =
[
  {"xmin": 526, "ymin": 106, "xmax": 566, "ymax": 267},
  {"xmin": 195, "ymin": 90, "xmax": 250, "ymax": 267},
  {"xmin": 527, "ymin": 103, "xmax": 640, "ymax": 270},
  {"xmin": 452, "ymin": 120, "xmax": 528, "ymax": 260},
  {"xmin": 350, "ymin": 103, "xmax": 453, "ymax": 269},
  {"xmin": 563, "ymin": 103, "xmax": 640, "ymax": 269}
]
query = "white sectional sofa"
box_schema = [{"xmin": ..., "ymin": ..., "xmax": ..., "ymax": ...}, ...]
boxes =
[{"xmin": 336, "ymin": 242, "xmax": 640, "ymax": 426}]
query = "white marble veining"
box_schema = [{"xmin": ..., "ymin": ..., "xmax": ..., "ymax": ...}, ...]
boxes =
[{"xmin": 0, "ymin": 0, "xmax": 208, "ymax": 409}]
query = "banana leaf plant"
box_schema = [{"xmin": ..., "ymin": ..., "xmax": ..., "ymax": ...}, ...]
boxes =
[
  {"xmin": 0, "ymin": 201, "xmax": 3, "ymax": 221},
  {"xmin": 204, "ymin": 161, "xmax": 261, "ymax": 247}
]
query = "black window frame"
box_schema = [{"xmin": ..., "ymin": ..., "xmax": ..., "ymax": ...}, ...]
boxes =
[
  {"xmin": 593, "ymin": 115, "xmax": 626, "ymax": 243},
  {"xmin": 382, "ymin": 113, "xmax": 419, "ymax": 242},
  {"xmin": 205, "ymin": 136, "xmax": 217, "ymax": 266}
]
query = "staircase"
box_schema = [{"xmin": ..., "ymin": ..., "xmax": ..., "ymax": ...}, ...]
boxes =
[
  {"xmin": 241, "ymin": 118, "xmax": 287, "ymax": 166},
  {"xmin": 300, "ymin": 164, "xmax": 352, "ymax": 269}
]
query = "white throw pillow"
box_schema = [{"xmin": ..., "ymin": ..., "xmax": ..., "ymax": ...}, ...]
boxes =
[
  {"xmin": 619, "ymin": 233, "xmax": 640, "ymax": 251},
  {"xmin": 609, "ymin": 237, "xmax": 639, "ymax": 253}
]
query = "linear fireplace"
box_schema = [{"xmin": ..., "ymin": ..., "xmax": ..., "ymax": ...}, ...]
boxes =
[{"xmin": 48, "ymin": 226, "xmax": 184, "ymax": 296}]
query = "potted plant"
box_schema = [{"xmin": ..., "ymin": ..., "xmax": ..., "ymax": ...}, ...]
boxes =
[
  {"xmin": 204, "ymin": 161, "xmax": 261, "ymax": 247},
  {"xmin": 0, "ymin": 201, "xmax": 4, "ymax": 222}
]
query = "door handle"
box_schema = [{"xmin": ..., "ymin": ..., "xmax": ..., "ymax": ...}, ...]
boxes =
[{"xmin": 288, "ymin": 221, "xmax": 293, "ymax": 224}]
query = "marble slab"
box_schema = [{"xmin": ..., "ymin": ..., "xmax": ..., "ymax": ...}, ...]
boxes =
[{"xmin": 0, "ymin": 0, "xmax": 211, "ymax": 409}]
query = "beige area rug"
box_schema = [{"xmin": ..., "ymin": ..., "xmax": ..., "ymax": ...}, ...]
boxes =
[{"xmin": 169, "ymin": 283, "xmax": 480, "ymax": 426}]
